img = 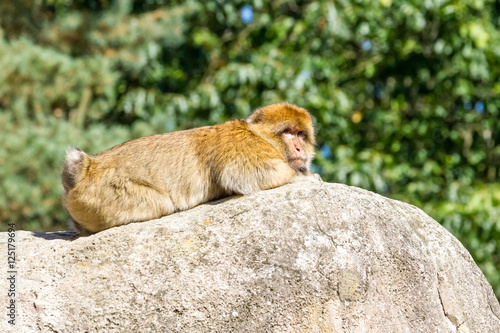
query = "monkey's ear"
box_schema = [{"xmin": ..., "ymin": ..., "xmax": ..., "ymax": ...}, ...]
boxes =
[{"xmin": 247, "ymin": 108, "xmax": 264, "ymax": 124}]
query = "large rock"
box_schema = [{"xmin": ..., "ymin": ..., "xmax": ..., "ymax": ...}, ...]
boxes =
[{"xmin": 2, "ymin": 180, "xmax": 499, "ymax": 332}]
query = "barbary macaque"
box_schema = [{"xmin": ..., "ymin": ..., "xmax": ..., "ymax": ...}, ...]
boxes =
[{"xmin": 62, "ymin": 103, "xmax": 316, "ymax": 235}]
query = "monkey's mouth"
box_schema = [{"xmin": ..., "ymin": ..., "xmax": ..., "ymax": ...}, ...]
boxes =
[
  {"xmin": 289, "ymin": 158, "xmax": 308, "ymax": 172},
  {"xmin": 288, "ymin": 158, "xmax": 306, "ymax": 166}
]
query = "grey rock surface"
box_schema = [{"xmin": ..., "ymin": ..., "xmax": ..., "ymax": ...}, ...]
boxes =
[{"xmin": 1, "ymin": 180, "xmax": 499, "ymax": 332}]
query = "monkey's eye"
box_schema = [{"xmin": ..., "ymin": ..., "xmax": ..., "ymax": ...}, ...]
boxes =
[
  {"xmin": 283, "ymin": 129, "xmax": 293, "ymax": 135},
  {"xmin": 297, "ymin": 131, "xmax": 305, "ymax": 138}
]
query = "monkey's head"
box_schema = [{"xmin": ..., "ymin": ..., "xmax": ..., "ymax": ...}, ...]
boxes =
[{"xmin": 247, "ymin": 103, "xmax": 316, "ymax": 173}]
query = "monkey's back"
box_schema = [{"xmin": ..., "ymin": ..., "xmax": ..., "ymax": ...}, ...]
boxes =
[{"xmin": 65, "ymin": 126, "xmax": 222, "ymax": 231}]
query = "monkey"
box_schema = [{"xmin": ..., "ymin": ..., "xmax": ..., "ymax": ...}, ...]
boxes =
[{"xmin": 62, "ymin": 103, "xmax": 316, "ymax": 235}]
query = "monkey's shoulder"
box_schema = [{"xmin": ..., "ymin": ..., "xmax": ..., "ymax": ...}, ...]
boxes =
[
  {"xmin": 194, "ymin": 119, "xmax": 246, "ymax": 132},
  {"xmin": 94, "ymin": 129, "xmax": 200, "ymax": 157},
  {"xmin": 190, "ymin": 119, "xmax": 251, "ymax": 140}
]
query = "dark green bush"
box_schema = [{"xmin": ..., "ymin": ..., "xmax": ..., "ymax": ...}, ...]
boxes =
[{"xmin": 0, "ymin": 37, "xmax": 117, "ymax": 124}]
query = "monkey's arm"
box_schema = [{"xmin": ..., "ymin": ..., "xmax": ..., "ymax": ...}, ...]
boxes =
[
  {"xmin": 211, "ymin": 124, "xmax": 298, "ymax": 195},
  {"xmin": 291, "ymin": 172, "xmax": 323, "ymax": 183}
]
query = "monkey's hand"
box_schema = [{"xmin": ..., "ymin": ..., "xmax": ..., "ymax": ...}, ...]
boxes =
[
  {"xmin": 291, "ymin": 173, "xmax": 322, "ymax": 184},
  {"xmin": 311, "ymin": 173, "xmax": 323, "ymax": 182}
]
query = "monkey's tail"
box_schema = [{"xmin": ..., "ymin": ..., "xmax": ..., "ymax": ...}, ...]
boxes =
[{"xmin": 62, "ymin": 147, "xmax": 91, "ymax": 192}]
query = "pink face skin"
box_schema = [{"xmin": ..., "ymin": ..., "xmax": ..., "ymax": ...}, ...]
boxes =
[{"xmin": 282, "ymin": 129, "xmax": 308, "ymax": 171}]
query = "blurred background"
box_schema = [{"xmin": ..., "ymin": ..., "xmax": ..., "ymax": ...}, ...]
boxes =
[{"xmin": 0, "ymin": 0, "xmax": 498, "ymax": 299}]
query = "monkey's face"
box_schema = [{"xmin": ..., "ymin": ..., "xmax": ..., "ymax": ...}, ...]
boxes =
[
  {"xmin": 282, "ymin": 127, "xmax": 313, "ymax": 172},
  {"xmin": 247, "ymin": 103, "xmax": 316, "ymax": 174}
]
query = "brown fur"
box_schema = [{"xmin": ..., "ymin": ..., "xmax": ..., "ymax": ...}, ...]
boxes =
[{"xmin": 62, "ymin": 103, "xmax": 316, "ymax": 235}]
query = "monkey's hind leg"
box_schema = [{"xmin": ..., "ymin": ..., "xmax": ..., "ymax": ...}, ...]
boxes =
[{"xmin": 67, "ymin": 217, "xmax": 94, "ymax": 236}]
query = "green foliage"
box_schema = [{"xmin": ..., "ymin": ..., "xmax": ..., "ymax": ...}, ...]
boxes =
[
  {"xmin": 0, "ymin": 0, "xmax": 499, "ymax": 299},
  {"xmin": 424, "ymin": 183, "xmax": 500, "ymax": 294},
  {"xmin": 0, "ymin": 37, "xmax": 117, "ymax": 124}
]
